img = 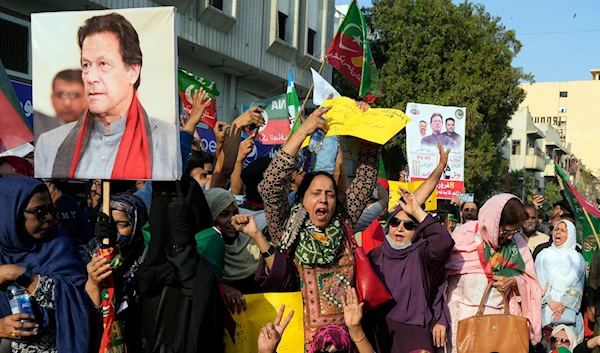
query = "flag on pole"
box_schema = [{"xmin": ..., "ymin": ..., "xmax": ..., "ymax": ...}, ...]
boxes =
[
  {"xmin": 287, "ymin": 68, "xmax": 302, "ymax": 137},
  {"xmin": 326, "ymin": 0, "xmax": 381, "ymax": 102},
  {"xmin": 0, "ymin": 59, "xmax": 33, "ymax": 153},
  {"xmin": 555, "ymin": 163, "xmax": 600, "ymax": 271},
  {"xmin": 177, "ymin": 68, "xmax": 220, "ymax": 129},
  {"xmin": 311, "ymin": 68, "xmax": 341, "ymax": 106}
]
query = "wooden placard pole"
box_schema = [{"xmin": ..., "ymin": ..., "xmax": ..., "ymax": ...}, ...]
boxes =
[{"xmin": 102, "ymin": 181, "xmax": 111, "ymax": 247}]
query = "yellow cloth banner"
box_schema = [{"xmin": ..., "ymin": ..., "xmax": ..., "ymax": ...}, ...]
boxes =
[
  {"xmin": 302, "ymin": 97, "xmax": 411, "ymax": 147},
  {"xmin": 224, "ymin": 292, "xmax": 304, "ymax": 353},
  {"xmin": 388, "ymin": 181, "xmax": 437, "ymax": 211}
]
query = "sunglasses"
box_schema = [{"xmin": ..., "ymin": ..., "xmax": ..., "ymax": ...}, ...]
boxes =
[
  {"xmin": 23, "ymin": 207, "xmax": 57, "ymax": 222},
  {"xmin": 550, "ymin": 337, "xmax": 570, "ymax": 345},
  {"xmin": 500, "ymin": 228, "xmax": 522, "ymax": 238},
  {"xmin": 388, "ymin": 218, "xmax": 416, "ymax": 230}
]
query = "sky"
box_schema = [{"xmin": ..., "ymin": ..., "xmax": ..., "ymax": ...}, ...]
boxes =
[{"xmin": 335, "ymin": 0, "xmax": 600, "ymax": 83}]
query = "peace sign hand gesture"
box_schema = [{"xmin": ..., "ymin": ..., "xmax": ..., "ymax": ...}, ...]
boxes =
[{"xmin": 257, "ymin": 305, "xmax": 295, "ymax": 353}]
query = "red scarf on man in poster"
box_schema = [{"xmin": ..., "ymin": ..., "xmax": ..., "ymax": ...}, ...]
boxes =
[
  {"xmin": 98, "ymin": 246, "xmax": 124, "ymax": 352},
  {"xmin": 69, "ymin": 94, "xmax": 151, "ymax": 179}
]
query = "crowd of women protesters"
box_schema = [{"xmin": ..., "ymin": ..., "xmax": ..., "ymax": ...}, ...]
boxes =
[{"xmin": 1, "ymin": 96, "xmax": 600, "ymax": 353}]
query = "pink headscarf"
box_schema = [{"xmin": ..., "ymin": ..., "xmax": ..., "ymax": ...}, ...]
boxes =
[
  {"xmin": 308, "ymin": 324, "xmax": 357, "ymax": 353},
  {"xmin": 446, "ymin": 193, "xmax": 543, "ymax": 344}
]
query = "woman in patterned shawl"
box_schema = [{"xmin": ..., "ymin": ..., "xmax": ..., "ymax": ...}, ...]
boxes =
[
  {"xmin": 445, "ymin": 194, "xmax": 543, "ymax": 352},
  {"xmin": 258, "ymin": 103, "xmax": 380, "ymax": 350}
]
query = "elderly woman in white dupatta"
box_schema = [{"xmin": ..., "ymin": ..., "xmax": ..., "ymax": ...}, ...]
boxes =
[{"xmin": 535, "ymin": 219, "xmax": 585, "ymax": 343}]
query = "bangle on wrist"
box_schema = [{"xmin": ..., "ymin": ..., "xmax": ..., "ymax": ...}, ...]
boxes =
[{"xmin": 350, "ymin": 330, "xmax": 366, "ymax": 343}]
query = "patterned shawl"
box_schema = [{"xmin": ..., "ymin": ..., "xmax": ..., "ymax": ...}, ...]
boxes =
[{"xmin": 280, "ymin": 203, "xmax": 343, "ymax": 268}]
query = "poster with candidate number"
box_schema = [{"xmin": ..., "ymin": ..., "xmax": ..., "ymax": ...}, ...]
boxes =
[
  {"xmin": 32, "ymin": 7, "xmax": 179, "ymax": 180},
  {"xmin": 405, "ymin": 103, "xmax": 466, "ymax": 199}
]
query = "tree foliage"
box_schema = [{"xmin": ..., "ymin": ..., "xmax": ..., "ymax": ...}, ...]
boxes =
[
  {"xmin": 540, "ymin": 179, "xmax": 561, "ymax": 218},
  {"xmin": 340, "ymin": 0, "xmax": 532, "ymax": 198}
]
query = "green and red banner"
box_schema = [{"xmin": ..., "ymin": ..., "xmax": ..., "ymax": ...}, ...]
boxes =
[
  {"xmin": 555, "ymin": 163, "xmax": 600, "ymax": 274},
  {"xmin": 250, "ymin": 94, "xmax": 290, "ymax": 145},
  {"xmin": 178, "ymin": 68, "xmax": 220, "ymax": 129},
  {"xmin": 326, "ymin": 0, "xmax": 381, "ymax": 103},
  {"xmin": 0, "ymin": 59, "xmax": 33, "ymax": 153}
]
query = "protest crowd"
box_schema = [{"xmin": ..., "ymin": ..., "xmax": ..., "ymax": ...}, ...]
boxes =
[{"xmin": 2, "ymin": 4, "xmax": 600, "ymax": 353}]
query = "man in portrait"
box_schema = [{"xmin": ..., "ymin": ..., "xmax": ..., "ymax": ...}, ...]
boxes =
[
  {"xmin": 419, "ymin": 120, "xmax": 427, "ymax": 137},
  {"xmin": 442, "ymin": 117, "xmax": 462, "ymax": 145},
  {"xmin": 420, "ymin": 113, "xmax": 455, "ymax": 147},
  {"xmin": 35, "ymin": 12, "xmax": 177, "ymax": 179},
  {"xmin": 34, "ymin": 69, "xmax": 88, "ymax": 143}
]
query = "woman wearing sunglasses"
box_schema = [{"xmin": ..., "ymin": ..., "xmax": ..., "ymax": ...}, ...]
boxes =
[
  {"xmin": 445, "ymin": 194, "xmax": 543, "ymax": 352},
  {"xmin": 364, "ymin": 185, "xmax": 454, "ymax": 353},
  {"xmin": 535, "ymin": 220, "xmax": 585, "ymax": 345},
  {"xmin": 0, "ymin": 176, "xmax": 91, "ymax": 352},
  {"xmin": 547, "ymin": 325, "xmax": 577, "ymax": 352}
]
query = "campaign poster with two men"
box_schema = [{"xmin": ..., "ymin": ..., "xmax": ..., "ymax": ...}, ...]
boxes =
[{"xmin": 406, "ymin": 103, "xmax": 466, "ymax": 199}]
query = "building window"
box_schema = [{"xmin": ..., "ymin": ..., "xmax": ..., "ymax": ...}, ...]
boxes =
[
  {"xmin": 559, "ymin": 106, "xmax": 567, "ymax": 113},
  {"xmin": 559, "ymin": 91, "xmax": 568, "ymax": 98},
  {"xmin": 307, "ymin": 28, "xmax": 316, "ymax": 55},
  {"xmin": 278, "ymin": 11, "xmax": 288, "ymax": 41},
  {"xmin": 511, "ymin": 140, "xmax": 521, "ymax": 155},
  {"xmin": 209, "ymin": 0, "xmax": 223, "ymax": 10},
  {"xmin": 0, "ymin": 16, "xmax": 29, "ymax": 76}
]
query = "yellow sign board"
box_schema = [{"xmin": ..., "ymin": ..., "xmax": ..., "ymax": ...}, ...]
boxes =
[
  {"xmin": 302, "ymin": 97, "xmax": 411, "ymax": 147},
  {"xmin": 224, "ymin": 292, "xmax": 304, "ymax": 353},
  {"xmin": 388, "ymin": 180, "xmax": 437, "ymax": 212}
]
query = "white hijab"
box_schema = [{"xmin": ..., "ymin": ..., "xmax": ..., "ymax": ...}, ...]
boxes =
[
  {"xmin": 535, "ymin": 220, "xmax": 584, "ymax": 293},
  {"xmin": 549, "ymin": 324, "xmax": 577, "ymax": 352}
]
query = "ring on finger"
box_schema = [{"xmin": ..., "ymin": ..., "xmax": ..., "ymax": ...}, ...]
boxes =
[
  {"xmin": 231, "ymin": 298, "xmax": 236, "ymax": 303},
  {"xmin": 10, "ymin": 330, "xmax": 16, "ymax": 338}
]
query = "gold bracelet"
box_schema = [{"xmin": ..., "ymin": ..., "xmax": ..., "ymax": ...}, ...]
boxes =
[{"xmin": 350, "ymin": 330, "xmax": 366, "ymax": 343}]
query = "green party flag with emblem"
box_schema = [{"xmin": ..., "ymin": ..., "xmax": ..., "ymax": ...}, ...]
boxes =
[
  {"xmin": 0, "ymin": 59, "xmax": 33, "ymax": 153},
  {"xmin": 555, "ymin": 163, "xmax": 600, "ymax": 271},
  {"xmin": 177, "ymin": 68, "xmax": 220, "ymax": 129},
  {"xmin": 326, "ymin": 0, "xmax": 381, "ymax": 103},
  {"xmin": 250, "ymin": 94, "xmax": 290, "ymax": 145}
]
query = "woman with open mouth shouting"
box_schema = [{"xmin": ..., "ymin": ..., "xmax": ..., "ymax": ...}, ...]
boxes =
[{"xmin": 258, "ymin": 102, "xmax": 379, "ymax": 351}]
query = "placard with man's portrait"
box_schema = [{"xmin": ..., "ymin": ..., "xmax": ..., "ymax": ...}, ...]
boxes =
[{"xmin": 32, "ymin": 7, "xmax": 179, "ymax": 180}]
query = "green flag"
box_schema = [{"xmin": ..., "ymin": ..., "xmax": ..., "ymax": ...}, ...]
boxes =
[
  {"xmin": 326, "ymin": 0, "xmax": 381, "ymax": 102},
  {"xmin": 0, "ymin": 59, "xmax": 33, "ymax": 153},
  {"xmin": 177, "ymin": 68, "xmax": 220, "ymax": 129},
  {"xmin": 286, "ymin": 68, "xmax": 302, "ymax": 137},
  {"xmin": 555, "ymin": 163, "xmax": 600, "ymax": 270},
  {"xmin": 378, "ymin": 157, "xmax": 386, "ymax": 179}
]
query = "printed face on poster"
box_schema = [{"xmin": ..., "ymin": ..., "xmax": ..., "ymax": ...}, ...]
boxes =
[
  {"xmin": 32, "ymin": 7, "xmax": 179, "ymax": 180},
  {"xmin": 406, "ymin": 103, "xmax": 466, "ymax": 199}
]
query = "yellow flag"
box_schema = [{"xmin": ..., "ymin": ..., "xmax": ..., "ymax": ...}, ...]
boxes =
[
  {"xmin": 388, "ymin": 180, "xmax": 437, "ymax": 211},
  {"xmin": 224, "ymin": 292, "xmax": 304, "ymax": 353},
  {"xmin": 302, "ymin": 97, "xmax": 411, "ymax": 147}
]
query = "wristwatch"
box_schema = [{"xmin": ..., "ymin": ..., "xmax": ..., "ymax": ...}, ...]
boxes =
[
  {"xmin": 261, "ymin": 245, "xmax": 275, "ymax": 258},
  {"xmin": 16, "ymin": 269, "xmax": 32, "ymax": 287}
]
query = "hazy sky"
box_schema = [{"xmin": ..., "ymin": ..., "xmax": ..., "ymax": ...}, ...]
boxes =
[{"xmin": 335, "ymin": 0, "xmax": 600, "ymax": 82}]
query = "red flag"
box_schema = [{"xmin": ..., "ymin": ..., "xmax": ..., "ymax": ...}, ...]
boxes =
[
  {"xmin": 0, "ymin": 59, "xmax": 33, "ymax": 153},
  {"xmin": 327, "ymin": 0, "xmax": 381, "ymax": 101}
]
